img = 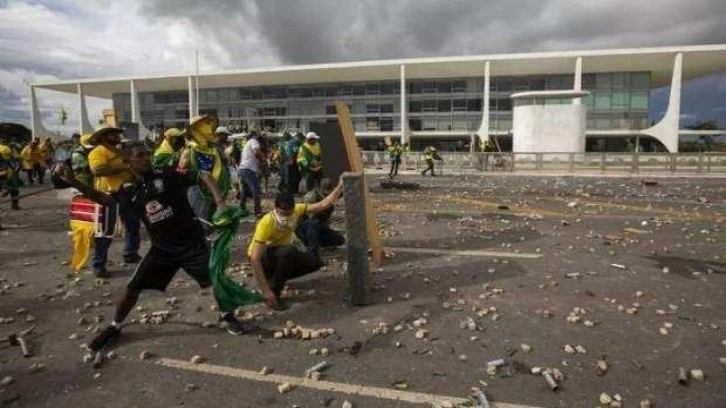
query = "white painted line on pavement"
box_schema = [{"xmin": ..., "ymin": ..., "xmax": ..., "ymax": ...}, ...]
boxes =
[
  {"xmin": 387, "ymin": 247, "xmax": 542, "ymax": 259},
  {"xmin": 155, "ymin": 357, "xmax": 540, "ymax": 408}
]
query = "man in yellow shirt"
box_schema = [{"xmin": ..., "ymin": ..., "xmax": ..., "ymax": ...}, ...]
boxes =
[
  {"xmin": 0, "ymin": 134, "xmax": 20, "ymax": 210},
  {"xmin": 296, "ymin": 132, "xmax": 323, "ymax": 193},
  {"xmin": 88, "ymin": 127, "xmax": 140, "ymax": 277},
  {"xmin": 20, "ymin": 138, "xmax": 45, "ymax": 185},
  {"xmin": 248, "ymin": 180, "xmax": 343, "ymax": 310}
]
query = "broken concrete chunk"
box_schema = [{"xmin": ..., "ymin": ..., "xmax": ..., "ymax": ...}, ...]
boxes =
[
  {"xmin": 564, "ymin": 344, "xmax": 576, "ymax": 354},
  {"xmin": 690, "ymin": 369, "xmax": 705, "ymax": 381},
  {"xmin": 190, "ymin": 355, "xmax": 205, "ymax": 364},
  {"xmin": 277, "ymin": 383, "xmax": 292, "ymax": 394},
  {"xmin": 415, "ymin": 329, "xmax": 429, "ymax": 339},
  {"xmin": 520, "ymin": 343, "xmax": 532, "ymax": 353},
  {"xmin": 599, "ymin": 392, "xmax": 613, "ymax": 405},
  {"xmin": 139, "ymin": 350, "xmax": 153, "ymax": 361},
  {"xmin": 597, "ymin": 360, "xmax": 608, "ymax": 376},
  {"xmin": 575, "ymin": 345, "xmax": 587, "ymax": 354}
]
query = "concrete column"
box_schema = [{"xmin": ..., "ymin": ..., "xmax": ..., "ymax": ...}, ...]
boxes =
[
  {"xmin": 77, "ymin": 83, "xmax": 94, "ymax": 134},
  {"xmin": 188, "ymin": 76, "xmax": 197, "ymax": 120},
  {"xmin": 399, "ymin": 65, "xmax": 408, "ymax": 145},
  {"xmin": 573, "ymin": 56, "xmax": 583, "ymax": 105},
  {"xmin": 476, "ymin": 61, "xmax": 491, "ymax": 145},
  {"xmin": 639, "ymin": 52, "xmax": 682, "ymax": 153},
  {"xmin": 342, "ymin": 172, "xmax": 370, "ymax": 306},
  {"xmin": 130, "ymin": 79, "xmax": 139, "ymax": 123}
]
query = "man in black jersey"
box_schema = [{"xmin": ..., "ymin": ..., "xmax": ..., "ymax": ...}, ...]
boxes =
[{"xmin": 55, "ymin": 141, "xmax": 250, "ymax": 353}]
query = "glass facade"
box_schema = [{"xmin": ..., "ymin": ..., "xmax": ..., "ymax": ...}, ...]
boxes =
[{"xmin": 112, "ymin": 72, "xmax": 650, "ymax": 133}]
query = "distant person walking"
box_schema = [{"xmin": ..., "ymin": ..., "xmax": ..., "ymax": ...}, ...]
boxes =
[
  {"xmin": 421, "ymin": 146, "xmax": 443, "ymax": 177},
  {"xmin": 297, "ymin": 132, "xmax": 323, "ymax": 192}
]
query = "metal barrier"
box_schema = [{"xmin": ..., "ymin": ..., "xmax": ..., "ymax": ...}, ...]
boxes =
[{"xmin": 361, "ymin": 151, "xmax": 726, "ymax": 174}]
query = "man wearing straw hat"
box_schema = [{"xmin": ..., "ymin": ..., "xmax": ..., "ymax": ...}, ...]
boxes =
[{"xmin": 87, "ymin": 126, "xmax": 141, "ymax": 277}]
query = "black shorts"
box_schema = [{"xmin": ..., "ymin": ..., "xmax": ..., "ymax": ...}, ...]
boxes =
[{"xmin": 127, "ymin": 245, "xmax": 211, "ymax": 292}]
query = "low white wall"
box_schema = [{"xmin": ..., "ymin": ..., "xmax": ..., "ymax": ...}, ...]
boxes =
[{"xmin": 512, "ymin": 104, "xmax": 587, "ymax": 153}]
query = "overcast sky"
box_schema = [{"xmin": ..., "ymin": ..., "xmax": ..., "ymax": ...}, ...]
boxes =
[{"xmin": 1, "ymin": 0, "xmax": 725, "ymax": 134}]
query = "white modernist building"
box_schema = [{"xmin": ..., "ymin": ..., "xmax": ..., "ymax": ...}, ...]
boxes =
[{"xmin": 31, "ymin": 44, "xmax": 726, "ymax": 152}]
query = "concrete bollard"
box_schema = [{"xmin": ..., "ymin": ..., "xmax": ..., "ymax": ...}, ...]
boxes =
[{"xmin": 342, "ymin": 172, "xmax": 370, "ymax": 306}]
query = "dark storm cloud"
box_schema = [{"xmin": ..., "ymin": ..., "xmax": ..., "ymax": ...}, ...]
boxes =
[{"xmin": 140, "ymin": 0, "xmax": 726, "ymax": 65}]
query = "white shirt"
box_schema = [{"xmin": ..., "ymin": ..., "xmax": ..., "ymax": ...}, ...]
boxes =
[{"xmin": 240, "ymin": 138, "xmax": 261, "ymax": 172}]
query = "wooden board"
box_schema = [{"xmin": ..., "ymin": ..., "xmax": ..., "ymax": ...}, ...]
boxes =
[{"xmin": 335, "ymin": 102, "xmax": 385, "ymax": 266}]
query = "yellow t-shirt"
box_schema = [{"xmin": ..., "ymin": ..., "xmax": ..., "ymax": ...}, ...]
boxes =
[
  {"xmin": 88, "ymin": 145, "xmax": 130, "ymax": 193},
  {"xmin": 247, "ymin": 203, "xmax": 308, "ymax": 257}
]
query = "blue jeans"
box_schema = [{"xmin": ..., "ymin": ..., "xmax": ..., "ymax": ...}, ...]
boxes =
[
  {"xmin": 295, "ymin": 218, "xmax": 345, "ymax": 256},
  {"xmin": 91, "ymin": 197, "xmax": 140, "ymax": 270},
  {"xmin": 238, "ymin": 168, "xmax": 261, "ymax": 215}
]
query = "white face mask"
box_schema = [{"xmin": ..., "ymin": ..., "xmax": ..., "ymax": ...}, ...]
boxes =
[{"xmin": 272, "ymin": 210, "xmax": 296, "ymax": 231}]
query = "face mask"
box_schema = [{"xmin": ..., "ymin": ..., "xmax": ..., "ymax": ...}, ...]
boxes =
[{"xmin": 272, "ymin": 210, "xmax": 296, "ymax": 231}]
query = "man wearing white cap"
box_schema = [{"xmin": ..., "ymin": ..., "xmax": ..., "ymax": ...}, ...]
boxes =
[{"xmin": 296, "ymin": 131, "xmax": 323, "ymax": 193}]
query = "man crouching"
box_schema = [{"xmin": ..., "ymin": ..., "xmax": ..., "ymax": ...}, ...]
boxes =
[
  {"xmin": 248, "ymin": 182, "xmax": 343, "ymax": 310},
  {"xmin": 55, "ymin": 140, "xmax": 251, "ymax": 354}
]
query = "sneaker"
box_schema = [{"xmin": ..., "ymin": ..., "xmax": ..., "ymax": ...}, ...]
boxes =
[
  {"xmin": 123, "ymin": 254, "xmax": 142, "ymax": 264},
  {"xmin": 93, "ymin": 267, "xmax": 110, "ymax": 278},
  {"xmin": 220, "ymin": 313, "xmax": 248, "ymax": 335},
  {"xmin": 89, "ymin": 325, "xmax": 120, "ymax": 352}
]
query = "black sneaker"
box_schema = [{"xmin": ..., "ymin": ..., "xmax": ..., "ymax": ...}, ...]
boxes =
[
  {"xmin": 220, "ymin": 313, "xmax": 248, "ymax": 335},
  {"xmin": 89, "ymin": 325, "xmax": 120, "ymax": 352},
  {"xmin": 93, "ymin": 267, "xmax": 110, "ymax": 278},
  {"xmin": 123, "ymin": 254, "xmax": 142, "ymax": 264}
]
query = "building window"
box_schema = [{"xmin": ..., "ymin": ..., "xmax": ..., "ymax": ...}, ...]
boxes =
[
  {"xmin": 422, "ymin": 82, "xmax": 437, "ymax": 93},
  {"xmin": 438, "ymin": 100, "xmax": 451, "ymax": 112},
  {"xmin": 366, "ymin": 117, "xmax": 379, "ymax": 131},
  {"xmin": 353, "ymin": 85, "xmax": 366, "ymax": 96},
  {"xmin": 409, "ymin": 101, "xmax": 422, "ymax": 113},
  {"xmin": 366, "ymin": 83, "xmax": 380, "ymax": 95},
  {"xmin": 338, "ymin": 85, "xmax": 352, "ymax": 96},
  {"xmin": 380, "ymin": 118, "xmax": 393, "ymax": 131},
  {"xmin": 453, "ymin": 99, "xmax": 467, "ymax": 112},
  {"xmin": 438, "ymin": 81, "xmax": 451, "ymax": 93},
  {"xmin": 595, "ymin": 74, "xmax": 612, "ymax": 90},
  {"xmin": 380, "ymin": 104, "xmax": 394, "ymax": 113},
  {"xmin": 422, "ymin": 100, "xmax": 437, "ymax": 112},
  {"xmin": 409, "ymin": 118, "xmax": 422, "ymax": 131},
  {"xmin": 611, "ymin": 92, "xmax": 630, "ymax": 108},
  {"xmin": 409, "ymin": 82, "xmax": 422, "ymax": 94},
  {"xmin": 630, "ymin": 92, "xmax": 648, "ymax": 110},
  {"xmin": 594, "ymin": 94, "xmax": 612, "ymax": 109},
  {"xmin": 380, "ymin": 82, "xmax": 395, "ymax": 95},
  {"xmin": 452, "ymin": 80, "xmax": 467, "ymax": 93},
  {"xmin": 325, "ymin": 85, "xmax": 338, "ymax": 97},
  {"xmin": 467, "ymin": 99, "xmax": 482, "ymax": 112}
]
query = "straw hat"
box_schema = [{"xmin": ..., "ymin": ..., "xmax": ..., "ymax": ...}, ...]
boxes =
[
  {"xmin": 187, "ymin": 115, "xmax": 219, "ymax": 144},
  {"xmin": 87, "ymin": 126, "xmax": 123, "ymax": 145}
]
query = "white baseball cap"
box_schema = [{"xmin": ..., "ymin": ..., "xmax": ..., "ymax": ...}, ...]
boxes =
[
  {"xmin": 215, "ymin": 126, "xmax": 230, "ymax": 135},
  {"xmin": 305, "ymin": 131, "xmax": 320, "ymax": 140}
]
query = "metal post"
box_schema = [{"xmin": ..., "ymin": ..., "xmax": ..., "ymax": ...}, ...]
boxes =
[
  {"xmin": 568, "ymin": 153, "xmax": 575, "ymax": 172},
  {"xmin": 399, "ymin": 65, "xmax": 408, "ymax": 145},
  {"xmin": 342, "ymin": 172, "xmax": 370, "ymax": 306}
]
